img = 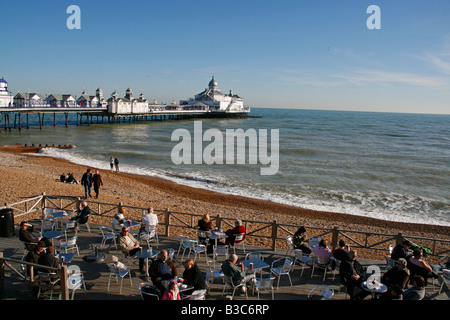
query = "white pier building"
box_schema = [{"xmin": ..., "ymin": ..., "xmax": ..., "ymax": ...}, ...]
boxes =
[
  {"xmin": 181, "ymin": 76, "xmax": 245, "ymax": 112},
  {"xmin": 0, "ymin": 77, "xmax": 14, "ymax": 107}
]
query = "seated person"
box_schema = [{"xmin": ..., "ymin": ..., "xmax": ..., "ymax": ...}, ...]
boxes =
[
  {"xmin": 119, "ymin": 227, "xmax": 144, "ymax": 272},
  {"xmin": 149, "ymin": 250, "xmax": 178, "ymax": 294},
  {"xmin": 221, "ymin": 254, "xmax": 255, "ymax": 291},
  {"xmin": 380, "ymin": 258, "xmax": 410, "ymax": 299},
  {"xmin": 333, "ymin": 239, "xmax": 350, "ymax": 262},
  {"xmin": 25, "ymin": 241, "xmax": 46, "ymax": 277},
  {"xmin": 112, "ymin": 207, "xmax": 126, "ymax": 230},
  {"xmin": 313, "ymin": 239, "xmax": 332, "ymax": 264},
  {"xmin": 198, "ymin": 214, "xmax": 213, "ymax": 246},
  {"xmin": 161, "ymin": 280, "xmax": 181, "ymax": 300},
  {"xmin": 402, "ymin": 275, "xmax": 426, "ymax": 300},
  {"xmin": 198, "ymin": 214, "xmax": 213, "ymax": 231},
  {"xmin": 225, "ymin": 219, "xmax": 246, "ymax": 246},
  {"xmin": 65, "ymin": 173, "xmax": 78, "ymax": 184},
  {"xmin": 407, "ymin": 249, "xmax": 438, "ymax": 284},
  {"xmin": 37, "ymin": 246, "xmax": 60, "ymax": 278},
  {"xmin": 141, "ymin": 207, "xmax": 158, "ymax": 233},
  {"xmin": 19, "ymin": 221, "xmax": 51, "ymax": 249},
  {"xmin": 391, "ymin": 240, "xmax": 412, "ymax": 261},
  {"xmin": 339, "ymin": 250, "xmax": 367, "ymax": 300},
  {"xmin": 292, "ymin": 226, "xmax": 312, "ymax": 255},
  {"xmin": 182, "ymin": 258, "xmax": 206, "ymax": 292},
  {"xmin": 70, "ymin": 200, "xmax": 90, "ymax": 226}
]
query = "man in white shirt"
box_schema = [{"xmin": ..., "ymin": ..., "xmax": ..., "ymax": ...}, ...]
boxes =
[{"xmin": 142, "ymin": 207, "xmax": 158, "ymax": 232}]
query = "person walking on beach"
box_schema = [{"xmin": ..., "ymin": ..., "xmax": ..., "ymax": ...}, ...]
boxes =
[
  {"xmin": 114, "ymin": 157, "xmax": 120, "ymax": 173},
  {"xmin": 92, "ymin": 170, "xmax": 103, "ymax": 199},
  {"xmin": 81, "ymin": 168, "xmax": 93, "ymax": 198},
  {"xmin": 110, "ymin": 157, "xmax": 114, "ymax": 172}
]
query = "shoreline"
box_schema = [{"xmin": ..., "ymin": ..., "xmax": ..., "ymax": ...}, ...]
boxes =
[{"xmin": 1, "ymin": 145, "xmax": 449, "ymax": 259}]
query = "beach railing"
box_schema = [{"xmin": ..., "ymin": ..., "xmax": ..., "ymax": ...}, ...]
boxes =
[{"xmin": 3, "ymin": 194, "xmax": 449, "ymax": 260}]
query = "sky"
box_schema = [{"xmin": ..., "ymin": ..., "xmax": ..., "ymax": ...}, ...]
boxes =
[{"xmin": 1, "ymin": 0, "xmax": 450, "ymax": 114}]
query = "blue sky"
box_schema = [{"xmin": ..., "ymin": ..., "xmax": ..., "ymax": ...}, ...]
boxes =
[{"xmin": 1, "ymin": 0, "xmax": 450, "ymax": 114}]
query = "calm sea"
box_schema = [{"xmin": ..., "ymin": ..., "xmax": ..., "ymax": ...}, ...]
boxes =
[{"xmin": 1, "ymin": 108, "xmax": 449, "ymax": 226}]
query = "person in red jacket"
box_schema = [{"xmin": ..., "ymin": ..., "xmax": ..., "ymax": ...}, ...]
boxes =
[{"xmin": 225, "ymin": 219, "xmax": 246, "ymax": 246}]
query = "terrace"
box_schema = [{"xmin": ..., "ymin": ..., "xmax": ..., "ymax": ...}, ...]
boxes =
[{"xmin": 1, "ymin": 194, "xmax": 449, "ymax": 301}]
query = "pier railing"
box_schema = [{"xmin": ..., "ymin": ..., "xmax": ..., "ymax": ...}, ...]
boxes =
[{"xmin": 3, "ymin": 194, "xmax": 449, "ymax": 260}]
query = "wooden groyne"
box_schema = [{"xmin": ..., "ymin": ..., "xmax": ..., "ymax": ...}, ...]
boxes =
[{"xmin": 0, "ymin": 144, "xmax": 74, "ymax": 153}]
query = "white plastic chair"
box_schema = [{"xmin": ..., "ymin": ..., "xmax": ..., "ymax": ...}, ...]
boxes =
[
  {"xmin": 232, "ymin": 233, "xmax": 246, "ymax": 254},
  {"xmin": 245, "ymin": 252, "xmax": 264, "ymax": 261},
  {"xmin": 62, "ymin": 221, "xmax": 77, "ymax": 238},
  {"xmin": 207, "ymin": 260, "xmax": 224, "ymax": 285},
  {"xmin": 177, "ymin": 235, "xmax": 191, "ymax": 259},
  {"xmin": 67, "ymin": 272, "xmax": 87, "ymax": 300},
  {"xmin": 270, "ymin": 257, "xmax": 293, "ymax": 288},
  {"xmin": 100, "ymin": 226, "xmax": 117, "ymax": 249},
  {"xmin": 185, "ymin": 289, "xmax": 207, "ymax": 300},
  {"xmin": 388, "ymin": 244, "xmax": 396, "ymax": 254},
  {"xmin": 139, "ymin": 225, "xmax": 159, "ymax": 248},
  {"xmin": 37, "ymin": 271, "xmax": 61, "ymax": 300},
  {"xmin": 187, "ymin": 240, "xmax": 207, "ymax": 262},
  {"xmin": 107, "ymin": 263, "xmax": 132, "ymax": 293},
  {"xmin": 293, "ymin": 249, "xmax": 312, "ymax": 277},
  {"xmin": 213, "ymin": 245, "xmax": 229, "ymax": 261},
  {"xmin": 307, "ymin": 285, "xmax": 335, "ymax": 300},
  {"xmin": 311, "ymin": 255, "xmax": 332, "ymax": 281},
  {"xmin": 59, "ymin": 236, "xmax": 79, "ymax": 256},
  {"xmin": 385, "ymin": 255, "xmax": 397, "ymax": 271},
  {"xmin": 308, "ymin": 236, "xmax": 321, "ymax": 250},
  {"xmin": 222, "ymin": 274, "xmax": 248, "ymax": 300},
  {"xmin": 438, "ymin": 269, "xmax": 450, "ymax": 294},
  {"xmin": 254, "ymin": 277, "xmax": 275, "ymax": 300},
  {"xmin": 137, "ymin": 283, "xmax": 160, "ymax": 300},
  {"xmin": 285, "ymin": 236, "xmax": 295, "ymax": 256},
  {"xmin": 197, "ymin": 229, "xmax": 210, "ymax": 246},
  {"xmin": 40, "ymin": 218, "xmax": 56, "ymax": 234}
]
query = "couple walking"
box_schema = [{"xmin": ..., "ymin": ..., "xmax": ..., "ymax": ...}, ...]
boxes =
[
  {"xmin": 81, "ymin": 168, "xmax": 103, "ymax": 199},
  {"xmin": 110, "ymin": 157, "xmax": 120, "ymax": 173}
]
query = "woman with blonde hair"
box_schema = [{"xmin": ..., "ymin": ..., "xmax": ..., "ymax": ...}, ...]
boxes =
[
  {"xmin": 198, "ymin": 213, "xmax": 212, "ymax": 231},
  {"xmin": 181, "ymin": 258, "xmax": 206, "ymax": 292}
]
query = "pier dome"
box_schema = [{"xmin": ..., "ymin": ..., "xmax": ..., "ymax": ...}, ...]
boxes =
[
  {"xmin": 208, "ymin": 76, "xmax": 218, "ymax": 90},
  {"xmin": 0, "ymin": 77, "xmax": 8, "ymax": 92}
]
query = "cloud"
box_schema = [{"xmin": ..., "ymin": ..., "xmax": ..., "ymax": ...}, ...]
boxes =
[
  {"xmin": 422, "ymin": 52, "xmax": 450, "ymax": 75},
  {"xmin": 333, "ymin": 69, "xmax": 447, "ymax": 87}
]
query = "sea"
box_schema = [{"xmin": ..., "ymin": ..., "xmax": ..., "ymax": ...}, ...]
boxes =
[{"xmin": 1, "ymin": 108, "xmax": 449, "ymax": 227}]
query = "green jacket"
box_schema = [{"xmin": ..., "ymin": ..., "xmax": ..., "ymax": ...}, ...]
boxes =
[{"xmin": 221, "ymin": 260, "xmax": 245, "ymax": 286}]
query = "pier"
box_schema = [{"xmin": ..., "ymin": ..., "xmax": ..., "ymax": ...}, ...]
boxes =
[{"xmin": 0, "ymin": 107, "xmax": 253, "ymax": 132}]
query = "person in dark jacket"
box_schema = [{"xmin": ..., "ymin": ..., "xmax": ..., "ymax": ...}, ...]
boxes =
[
  {"xmin": 81, "ymin": 168, "xmax": 93, "ymax": 198},
  {"xmin": 339, "ymin": 250, "xmax": 367, "ymax": 300},
  {"xmin": 92, "ymin": 170, "xmax": 103, "ymax": 199},
  {"xmin": 380, "ymin": 258, "xmax": 410, "ymax": 300},
  {"xmin": 391, "ymin": 240, "xmax": 412, "ymax": 261},
  {"xmin": 37, "ymin": 246, "xmax": 60, "ymax": 281},
  {"xmin": 149, "ymin": 250, "xmax": 177, "ymax": 294},
  {"xmin": 182, "ymin": 258, "xmax": 206, "ymax": 291},
  {"xmin": 19, "ymin": 221, "xmax": 51, "ymax": 249},
  {"xmin": 70, "ymin": 200, "xmax": 90, "ymax": 226},
  {"xmin": 292, "ymin": 226, "xmax": 312, "ymax": 255}
]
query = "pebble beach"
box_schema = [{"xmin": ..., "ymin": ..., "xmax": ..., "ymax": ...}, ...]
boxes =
[{"xmin": 1, "ymin": 145, "xmax": 449, "ymax": 261}]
